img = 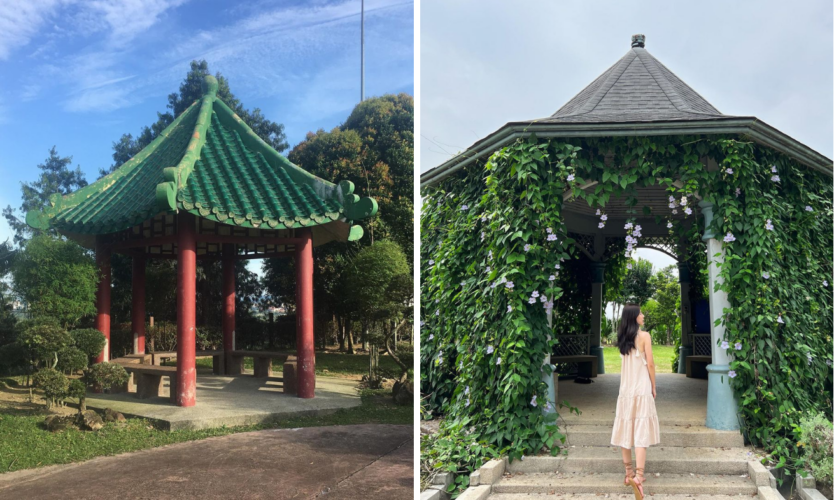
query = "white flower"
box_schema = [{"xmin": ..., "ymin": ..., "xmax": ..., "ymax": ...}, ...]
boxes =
[
  {"xmin": 681, "ymin": 197, "xmax": 687, "ymax": 206},
  {"xmin": 496, "ymin": 357, "xmax": 502, "ymax": 365},
  {"xmin": 429, "ymin": 334, "xmax": 434, "ymax": 340},
  {"xmin": 566, "ymin": 174, "xmax": 575, "ymax": 182},
  {"xmin": 487, "ymin": 345, "xmax": 494, "ymax": 354},
  {"xmin": 805, "ymin": 206, "xmax": 813, "ymax": 212},
  {"xmin": 667, "ymin": 221, "xmax": 673, "ymax": 229}
]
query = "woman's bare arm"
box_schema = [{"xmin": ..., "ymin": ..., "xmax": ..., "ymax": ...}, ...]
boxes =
[{"xmin": 641, "ymin": 331, "xmax": 657, "ymax": 397}]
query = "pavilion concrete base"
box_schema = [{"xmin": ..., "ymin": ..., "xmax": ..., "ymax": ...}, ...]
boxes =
[
  {"xmin": 84, "ymin": 374, "xmax": 360, "ymax": 431},
  {"xmin": 557, "ymin": 372, "xmax": 707, "ymax": 426}
]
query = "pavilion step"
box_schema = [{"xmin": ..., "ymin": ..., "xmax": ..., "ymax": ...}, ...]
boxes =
[
  {"xmin": 488, "ymin": 494, "xmax": 759, "ymax": 499},
  {"xmin": 509, "ymin": 447, "xmax": 752, "ymax": 475},
  {"xmin": 562, "ymin": 424, "xmax": 745, "ymax": 448},
  {"xmin": 492, "ymin": 472, "xmax": 759, "ymax": 496}
]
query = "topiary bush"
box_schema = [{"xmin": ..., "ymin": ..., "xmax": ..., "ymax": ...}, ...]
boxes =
[
  {"xmin": 56, "ymin": 346, "xmax": 88, "ymax": 375},
  {"xmin": 86, "ymin": 362, "xmax": 129, "ymax": 392},
  {"xmin": 18, "ymin": 320, "xmax": 70, "ymax": 369},
  {"xmin": 70, "ymin": 328, "xmax": 107, "ymax": 359},
  {"xmin": 32, "ymin": 367, "xmax": 69, "ymax": 408},
  {"xmin": 66, "ymin": 379, "xmax": 87, "ymax": 413}
]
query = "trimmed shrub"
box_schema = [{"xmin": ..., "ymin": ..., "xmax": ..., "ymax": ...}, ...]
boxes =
[
  {"xmin": 70, "ymin": 328, "xmax": 106, "ymax": 358},
  {"xmin": 86, "ymin": 362, "xmax": 129, "ymax": 391},
  {"xmin": 56, "ymin": 346, "xmax": 88, "ymax": 374},
  {"xmin": 18, "ymin": 321, "xmax": 70, "ymax": 368},
  {"xmin": 32, "ymin": 368, "xmax": 69, "ymax": 408}
]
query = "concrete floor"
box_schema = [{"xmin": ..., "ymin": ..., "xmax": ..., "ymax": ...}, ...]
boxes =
[
  {"xmin": 0, "ymin": 424, "xmax": 412, "ymax": 500},
  {"xmin": 556, "ymin": 373, "xmax": 707, "ymax": 425},
  {"xmin": 85, "ymin": 374, "xmax": 361, "ymax": 430}
]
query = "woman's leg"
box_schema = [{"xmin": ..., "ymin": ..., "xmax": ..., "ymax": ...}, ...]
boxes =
[
  {"xmin": 620, "ymin": 447, "xmax": 633, "ymax": 485},
  {"xmin": 635, "ymin": 446, "xmax": 647, "ymax": 482}
]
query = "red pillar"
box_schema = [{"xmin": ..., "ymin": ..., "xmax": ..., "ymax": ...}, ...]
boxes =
[
  {"xmin": 295, "ymin": 228, "xmax": 315, "ymax": 398},
  {"xmin": 176, "ymin": 212, "xmax": 197, "ymax": 406},
  {"xmin": 94, "ymin": 236, "xmax": 111, "ymax": 363},
  {"xmin": 222, "ymin": 244, "xmax": 235, "ymax": 374},
  {"xmin": 131, "ymin": 253, "xmax": 146, "ymax": 354}
]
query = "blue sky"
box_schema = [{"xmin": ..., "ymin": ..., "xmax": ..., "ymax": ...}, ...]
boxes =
[{"xmin": 0, "ymin": 0, "xmax": 413, "ymax": 245}]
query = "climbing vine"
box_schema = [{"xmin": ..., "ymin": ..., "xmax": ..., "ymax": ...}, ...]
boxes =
[{"xmin": 421, "ymin": 133, "xmax": 832, "ymax": 492}]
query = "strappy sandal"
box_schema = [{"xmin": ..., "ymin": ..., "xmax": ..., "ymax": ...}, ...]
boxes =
[
  {"xmin": 623, "ymin": 460, "xmax": 634, "ymax": 486},
  {"xmin": 628, "ymin": 466, "xmax": 645, "ymax": 500}
]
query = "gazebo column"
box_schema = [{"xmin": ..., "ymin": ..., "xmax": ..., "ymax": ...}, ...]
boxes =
[
  {"xmin": 94, "ymin": 236, "xmax": 111, "ymax": 363},
  {"xmin": 698, "ymin": 200, "xmax": 739, "ymax": 430},
  {"xmin": 589, "ymin": 262, "xmax": 606, "ymax": 374},
  {"xmin": 131, "ymin": 253, "xmax": 146, "ymax": 354},
  {"xmin": 176, "ymin": 212, "xmax": 197, "ymax": 407},
  {"xmin": 677, "ymin": 262, "xmax": 692, "ymax": 374},
  {"xmin": 295, "ymin": 228, "xmax": 315, "ymax": 398},
  {"xmin": 222, "ymin": 244, "xmax": 235, "ymax": 375}
]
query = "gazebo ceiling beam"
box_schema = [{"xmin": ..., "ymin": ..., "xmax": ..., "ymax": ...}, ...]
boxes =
[{"xmin": 109, "ymin": 234, "xmax": 305, "ymax": 250}]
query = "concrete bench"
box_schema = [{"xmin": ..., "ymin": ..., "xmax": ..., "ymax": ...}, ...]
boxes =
[
  {"xmin": 120, "ymin": 365, "xmax": 178, "ymax": 403},
  {"xmin": 151, "ymin": 350, "xmax": 223, "ymax": 374},
  {"xmin": 228, "ymin": 350, "xmax": 292, "ymax": 378},
  {"xmin": 552, "ymin": 355, "xmax": 598, "ymax": 378},
  {"xmin": 282, "ymin": 356, "xmax": 298, "ymax": 394},
  {"xmin": 686, "ymin": 355, "xmax": 711, "ymax": 379}
]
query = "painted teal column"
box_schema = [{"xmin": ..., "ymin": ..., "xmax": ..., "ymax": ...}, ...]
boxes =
[
  {"xmin": 698, "ymin": 200, "xmax": 740, "ymax": 431},
  {"xmin": 589, "ymin": 262, "xmax": 606, "ymax": 374},
  {"xmin": 677, "ymin": 262, "xmax": 693, "ymax": 374}
]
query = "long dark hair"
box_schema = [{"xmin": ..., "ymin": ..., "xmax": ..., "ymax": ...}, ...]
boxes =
[{"xmin": 616, "ymin": 303, "xmax": 641, "ymax": 355}]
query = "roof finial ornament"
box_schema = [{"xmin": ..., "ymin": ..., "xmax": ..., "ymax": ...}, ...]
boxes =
[{"xmin": 631, "ymin": 34, "xmax": 645, "ymax": 48}]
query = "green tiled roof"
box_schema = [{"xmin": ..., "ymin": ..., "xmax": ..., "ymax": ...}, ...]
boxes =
[{"xmin": 26, "ymin": 75, "xmax": 377, "ymax": 238}]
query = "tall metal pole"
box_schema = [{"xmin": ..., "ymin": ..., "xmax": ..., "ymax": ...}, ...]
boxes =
[{"xmin": 360, "ymin": 0, "xmax": 364, "ymax": 102}]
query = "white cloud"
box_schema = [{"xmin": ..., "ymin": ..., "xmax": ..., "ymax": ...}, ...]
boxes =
[{"xmin": 0, "ymin": 0, "xmax": 65, "ymax": 60}]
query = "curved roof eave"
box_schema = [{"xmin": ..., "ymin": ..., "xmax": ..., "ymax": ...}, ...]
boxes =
[{"xmin": 420, "ymin": 117, "xmax": 833, "ymax": 188}]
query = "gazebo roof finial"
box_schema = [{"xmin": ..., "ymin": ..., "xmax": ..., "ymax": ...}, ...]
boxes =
[{"xmin": 631, "ymin": 34, "xmax": 645, "ymax": 48}]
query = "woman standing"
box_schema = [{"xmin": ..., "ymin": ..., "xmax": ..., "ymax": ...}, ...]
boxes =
[{"xmin": 610, "ymin": 304, "xmax": 660, "ymax": 499}]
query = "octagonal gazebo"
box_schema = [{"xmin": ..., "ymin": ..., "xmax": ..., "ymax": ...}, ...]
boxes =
[
  {"xmin": 420, "ymin": 35, "xmax": 832, "ymax": 431},
  {"xmin": 27, "ymin": 75, "xmax": 377, "ymax": 407}
]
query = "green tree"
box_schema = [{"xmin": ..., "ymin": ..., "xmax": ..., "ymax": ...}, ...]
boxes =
[
  {"xmin": 2, "ymin": 147, "xmax": 88, "ymax": 244},
  {"xmin": 288, "ymin": 94, "xmax": 414, "ymax": 262},
  {"xmin": 103, "ymin": 60, "xmax": 288, "ymax": 176},
  {"xmin": 650, "ymin": 265, "xmax": 680, "ymax": 345},
  {"xmin": 343, "ymin": 241, "xmax": 411, "ymax": 381},
  {"xmin": 11, "ymin": 235, "xmax": 98, "ymax": 328},
  {"xmin": 620, "ymin": 258, "xmax": 655, "ymax": 306}
]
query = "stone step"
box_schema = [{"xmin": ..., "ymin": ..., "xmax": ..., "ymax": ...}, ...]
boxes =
[
  {"xmin": 509, "ymin": 447, "xmax": 754, "ymax": 475},
  {"xmin": 493, "ymin": 472, "xmax": 759, "ymax": 496},
  {"xmin": 489, "ymin": 494, "xmax": 759, "ymax": 499},
  {"xmin": 562, "ymin": 424, "xmax": 745, "ymax": 448}
]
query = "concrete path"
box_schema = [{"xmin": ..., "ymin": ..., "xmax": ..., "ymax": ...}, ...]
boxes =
[
  {"xmin": 0, "ymin": 424, "xmax": 412, "ymax": 500},
  {"xmin": 558, "ymin": 373, "xmax": 707, "ymax": 425}
]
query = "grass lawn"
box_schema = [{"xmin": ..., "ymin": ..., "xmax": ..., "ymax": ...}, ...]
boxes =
[
  {"xmin": 601, "ymin": 344, "xmax": 677, "ymax": 374},
  {"xmin": 175, "ymin": 350, "xmax": 414, "ymax": 379},
  {"xmin": 0, "ymin": 377, "xmax": 411, "ymax": 474}
]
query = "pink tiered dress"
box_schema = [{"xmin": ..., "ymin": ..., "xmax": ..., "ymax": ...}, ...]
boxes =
[{"xmin": 610, "ymin": 343, "xmax": 660, "ymax": 448}]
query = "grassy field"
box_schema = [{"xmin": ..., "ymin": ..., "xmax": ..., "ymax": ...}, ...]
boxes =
[
  {"xmin": 169, "ymin": 351, "xmax": 414, "ymax": 379},
  {"xmin": 0, "ymin": 350, "xmax": 413, "ymax": 474},
  {"xmin": 601, "ymin": 344, "xmax": 676, "ymax": 374}
]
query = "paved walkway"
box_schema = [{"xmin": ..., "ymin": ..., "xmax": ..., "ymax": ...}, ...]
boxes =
[
  {"xmin": 0, "ymin": 424, "xmax": 412, "ymax": 499},
  {"xmin": 558, "ymin": 372, "xmax": 707, "ymax": 425}
]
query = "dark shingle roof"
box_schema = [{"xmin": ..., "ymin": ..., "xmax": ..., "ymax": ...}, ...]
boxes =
[{"xmin": 542, "ymin": 47, "xmax": 726, "ymax": 123}]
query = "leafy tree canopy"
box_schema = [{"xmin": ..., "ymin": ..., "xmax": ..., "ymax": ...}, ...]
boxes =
[
  {"xmin": 620, "ymin": 257, "xmax": 655, "ymax": 306},
  {"xmin": 3, "ymin": 147, "xmax": 88, "ymax": 244},
  {"xmin": 11, "ymin": 235, "xmax": 98, "ymax": 328}
]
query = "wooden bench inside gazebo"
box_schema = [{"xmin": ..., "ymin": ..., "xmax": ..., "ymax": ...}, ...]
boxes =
[{"xmin": 26, "ymin": 75, "xmax": 378, "ymax": 407}]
